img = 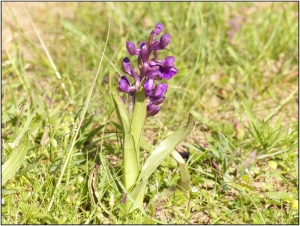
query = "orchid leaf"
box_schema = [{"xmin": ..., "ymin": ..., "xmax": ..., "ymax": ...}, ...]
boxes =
[
  {"xmin": 112, "ymin": 92, "xmax": 139, "ymax": 190},
  {"xmin": 112, "ymin": 92, "xmax": 131, "ymax": 134},
  {"xmin": 136, "ymin": 114, "xmax": 195, "ymax": 186},
  {"xmin": 128, "ymin": 114, "xmax": 194, "ymax": 209},
  {"xmin": 140, "ymin": 141, "xmax": 191, "ymax": 191},
  {"xmin": 122, "ymin": 132, "xmax": 139, "ymax": 189},
  {"xmin": 131, "ymin": 88, "xmax": 146, "ymax": 161},
  {"xmin": 127, "ymin": 180, "xmax": 147, "ymax": 210}
]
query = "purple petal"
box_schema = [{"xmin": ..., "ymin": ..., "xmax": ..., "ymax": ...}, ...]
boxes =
[
  {"xmin": 141, "ymin": 62, "xmax": 150, "ymax": 79},
  {"xmin": 154, "ymin": 23, "xmax": 164, "ymax": 35},
  {"xmin": 161, "ymin": 67, "xmax": 178, "ymax": 80},
  {"xmin": 149, "ymin": 96, "xmax": 165, "ymax": 105},
  {"xmin": 120, "ymin": 96, "xmax": 126, "ymax": 104},
  {"xmin": 119, "ymin": 76, "xmax": 130, "ymax": 92},
  {"xmin": 147, "ymin": 103, "xmax": 160, "ymax": 117},
  {"xmin": 153, "ymin": 83, "xmax": 168, "ymax": 97},
  {"xmin": 139, "ymin": 41, "xmax": 146, "ymax": 48},
  {"xmin": 144, "ymin": 78, "xmax": 154, "ymax": 91},
  {"xmin": 122, "ymin": 57, "xmax": 131, "ymax": 74},
  {"xmin": 162, "ymin": 56, "xmax": 175, "ymax": 68},
  {"xmin": 149, "ymin": 59, "xmax": 160, "ymax": 67},
  {"xmin": 140, "ymin": 44, "xmax": 148, "ymax": 63},
  {"xmin": 147, "ymin": 68, "xmax": 159, "ymax": 79},
  {"xmin": 126, "ymin": 42, "xmax": 139, "ymax": 55},
  {"xmin": 150, "ymin": 40, "xmax": 160, "ymax": 51},
  {"xmin": 159, "ymin": 33, "xmax": 170, "ymax": 49},
  {"xmin": 130, "ymin": 67, "xmax": 141, "ymax": 87}
]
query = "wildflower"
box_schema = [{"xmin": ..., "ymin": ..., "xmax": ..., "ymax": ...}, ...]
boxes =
[
  {"xmin": 191, "ymin": 186, "xmax": 198, "ymax": 193},
  {"xmin": 8, "ymin": 142, "xmax": 16, "ymax": 149},
  {"xmin": 119, "ymin": 23, "xmax": 177, "ymax": 117},
  {"xmin": 211, "ymin": 159, "xmax": 221, "ymax": 171}
]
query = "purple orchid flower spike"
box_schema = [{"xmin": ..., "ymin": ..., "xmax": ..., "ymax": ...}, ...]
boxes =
[{"xmin": 118, "ymin": 22, "xmax": 177, "ymax": 117}]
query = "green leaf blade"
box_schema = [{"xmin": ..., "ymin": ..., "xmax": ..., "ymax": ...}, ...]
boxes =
[
  {"xmin": 130, "ymin": 88, "xmax": 146, "ymax": 160},
  {"xmin": 2, "ymin": 133, "xmax": 30, "ymax": 185},
  {"xmin": 123, "ymin": 132, "xmax": 139, "ymax": 189},
  {"xmin": 137, "ymin": 113, "xmax": 195, "ymax": 183},
  {"xmin": 112, "ymin": 92, "xmax": 131, "ymax": 134},
  {"xmin": 112, "ymin": 92, "xmax": 139, "ymax": 190}
]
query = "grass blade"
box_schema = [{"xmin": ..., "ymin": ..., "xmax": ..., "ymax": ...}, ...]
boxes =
[
  {"xmin": 46, "ymin": 16, "xmax": 111, "ymax": 212},
  {"xmin": 25, "ymin": 7, "xmax": 70, "ymax": 100}
]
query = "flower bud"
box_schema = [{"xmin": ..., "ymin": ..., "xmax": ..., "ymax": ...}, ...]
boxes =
[
  {"xmin": 126, "ymin": 42, "xmax": 139, "ymax": 55},
  {"xmin": 149, "ymin": 96, "xmax": 165, "ymax": 105},
  {"xmin": 122, "ymin": 57, "xmax": 131, "ymax": 74},
  {"xmin": 159, "ymin": 33, "xmax": 170, "ymax": 49},
  {"xmin": 162, "ymin": 56, "xmax": 175, "ymax": 68},
  {"xmin": 144, "ymin": 78, "xmax": 154, "ymax": 91},
  {"xmin": 140, "ymin": 44, "xmax": 148, "ymax": 63},
  {"xmin": 154, "ymin": 23, "xmax": 164, "ymax": 35},
  {"xmin": 163, "ymin": 67, "xmax": 178, "ymax": 80},
  {"xmin": 119, "ymin": 76, "xmax": 130, "ymax": 92},
  {"xmin": 153, "ymin": 83, "xmax": 168, "ymax": 97},
  {"xmin": 149, "ymin": 23, "xmax": 164, "ymax": 40},
  {"xmin": 149, "ymin": 40, "xmax": 160, "ymax": 51},
  {"xmin": 147, "ymin": 103, "xmax": 160, "ymax": 117}
]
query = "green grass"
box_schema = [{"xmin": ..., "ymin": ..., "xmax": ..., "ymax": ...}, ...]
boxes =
[{"xmin": 2, "ymin": 2, "xmax": 298, "ymax": 224}]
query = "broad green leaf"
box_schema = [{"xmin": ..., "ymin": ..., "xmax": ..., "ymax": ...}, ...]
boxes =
[
  {"xmin": 130, "ymin": 88, "xmax": 146, "ymax": 161},
  {"xmin": 137, "ymin": 113, "xmax": 195, "ymax": 184},
  {"xmin": 223, "ymin": 171, "xmax": 234, "ymax": 191},
  {"xmin": 127, "ymin": 180, "xmax": 147, "ymax": 210},
  {"xmin": 112, "ymin": 92, "xmax": 139, "ymax": 190},
  {"xmin": 112, "ymin": 92, "xmax": 131, "ymax": 134},
  {"xmin": 129, "ymin": 114, "xmax": 194, "ymax": 209},
  {"xmin": 141, "ymin": 140, "xmax": 191, "ymax": 191},
  {"xmin": 2, "ymin": 133, "xmax": 30, "ymax": 185},
  {"xmin": 265, "ymin": 191, "xmax": 294, "ymax": 202},
  {"xmin": 123, "ymin": 132, "xmax": 139, "ymax": 189}
]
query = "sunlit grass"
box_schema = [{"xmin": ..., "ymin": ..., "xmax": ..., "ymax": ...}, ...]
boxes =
[{"xmin": 2, "ymin": 2, "xmax": 298, "ymax": 224}]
